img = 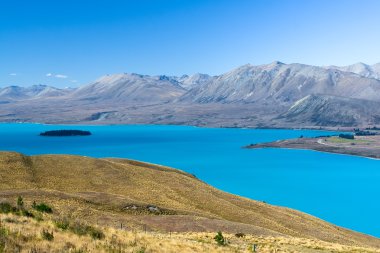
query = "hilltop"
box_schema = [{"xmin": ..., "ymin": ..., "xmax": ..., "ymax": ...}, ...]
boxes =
[{"xmin": 0, "ymin": 151, "xmax": 379, "ymax": 252}]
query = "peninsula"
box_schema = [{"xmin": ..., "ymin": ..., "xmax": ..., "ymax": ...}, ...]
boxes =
[{"xmin": 246, "ymin": 134, "xmax": 380, "ymax": 159}]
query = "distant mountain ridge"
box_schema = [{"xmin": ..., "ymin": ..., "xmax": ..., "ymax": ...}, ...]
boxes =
[
  {"xmin": 179, "ymin": 62, "xmax": 380, "ymax": 104},
  {"xmin": 69, "ymin": 73, "xmax": 187, "ymax": 104},
  {"xmin": 326, "ymin": 62, "xmax": 380, "ymax": 80},
  {"xmin": 1, "ymin": 61, "xmax": 380, "ymax": 128},
  {"xmin": 0, "ymin": 84, "xmax": 71, "ymax": 101}
]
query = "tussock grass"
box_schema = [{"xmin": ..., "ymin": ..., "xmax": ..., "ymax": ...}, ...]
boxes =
[
  {"xmin": 0, "ymin": 213, "xmax": 379, "ymax": 253},
  {"xmin": 327, "ymin": 136, "xmax": 372, "ymax": 144},
  {"xmin": 0, "ymin": 151, "xmax": 379, "ymax": 250}
]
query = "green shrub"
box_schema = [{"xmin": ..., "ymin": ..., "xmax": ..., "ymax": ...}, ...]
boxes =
[
  {"xmin": 32, "ymin": 203, "xmax": 53, "ymax": 213},
  {"xmin": 3, "ymin": 218, "xmax": 17, "ymax": 223},
  {"xmin": 0, "ymin": 241, "xmax": 4, "ymax": 253},
  {"xmin": 0, "ymin": 227, "xmax": 8, "ymax": 237},
  {"xmin": 136, "ymin": 247, "xmax": 146, "ymax": 253},
  {"xmin": 17, "ymin": 196, "xmax": 24, "ymax": 209},
  {"xmin": 41, "ymin": 229, "xmax": 54, "ymax": 241},
  {"xmin": 1, "ymin": 201, "xmax": 34, "ymax": 218},
  {"xmin": 0, "ymin": 203, "xmax": 15, "ymax": 214},
  {"xmin": 0, "ymin": 201, "xmax": 34, "ymax": 218},
  {"xmin": 88, "ymin": 227, "xmax": 105, "ymax": 240},
  {"xmin": 19, "ymin": 209, "xmax": 34, "ymax": 218},
  {"xmin": 214, "ymin": 231, "xmax": 226, "ymax": 246},
  {"xmin": 0, "ymin": 227, "xmax": 8, "ymax": 251},
  {"xmin": 54, "ymin": 218, "xmax": 70, "ymax": 230},
  {"xmin": 70, "ymin": 222, "xmax": 89, "ymax": 236},
  {"xmin": 33, "ymin": 213, "xmax": 44, "ymax": 222},
  {"xmin": 69, "ymin": 222, "xmax": 104, "ymax": 240}
]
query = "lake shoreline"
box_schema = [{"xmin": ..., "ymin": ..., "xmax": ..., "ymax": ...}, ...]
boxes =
[
  {"xmin": 0, "ymin": 121, "xmax": 353, "ymax": 133},
  {"xmin": 1, "ymin": 123, "xmax": 379, "ymax": 237}
]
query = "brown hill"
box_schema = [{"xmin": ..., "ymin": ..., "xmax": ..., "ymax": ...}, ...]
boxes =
[{"xmin": 0, "ymin": 151, "xmax": 379, "ymax": 249}]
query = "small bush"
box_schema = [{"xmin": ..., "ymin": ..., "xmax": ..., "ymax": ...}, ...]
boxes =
[
  {"xmin": 0, "ymin": 202, "xmax": 34, "ymax": 218},
  {"xmin": 32, "ymin": 203, "xmax": 53, "ymax": 213},
  {"xmin": 0, "ymin": 241, "xmax": 5, "ymax": 253},
  {"xmin": 19, "ymin": 209, "xmax": 34, "ymax": 218},
  {"xmin": 0, "ymin": 227, "xmax": 8, "ymax": 237},
  {"xmin": 88, "ymin": 227, "xmax": 105, "ymax": 240},
  {"xmin": 136, "ymin": 247, "xmax": 146, "ymax": 253},
  {"xmin": 69, "ymin": 222, "xmax": 104, "ymax": 240},
  {"xmin": 214, "ymin": 231, "xmax": 226, "ymax": 246},
  {"xmin": 70, "ymin": 222, "xmax": 89, "ymax": 236},
  {"xmin": 41, "ymin": 229, "xmax": 54, "ymax": 241},
  {"xmin": 33, "ymin": 213, "xmax": 44, "ymax": 222},
  {"xmin": 55, "ymin": 218, "xmax": 70, "ymax": 230},
  {"xmin": 17, "ymin": 196, "xmax": 24, "ymax": 209},
  {"xmin": 235, "ymin": 232, "xmax": 245, "ymax": 238},
  {"xmin": 3, "ymin": 218, "xmax": 17, "ymax": 223},
  {"xmin": 0, "ymin": 203, "xmax": 15, "ymax": 214}
]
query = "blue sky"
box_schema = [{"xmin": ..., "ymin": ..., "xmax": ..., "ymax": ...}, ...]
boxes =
[{"xmin": 1, "ymin": 0, "xmax": 380, "ymax": 88}]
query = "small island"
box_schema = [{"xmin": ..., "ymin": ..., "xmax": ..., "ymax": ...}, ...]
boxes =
[
  {"xmin": 40, "ymin": 130, "xmax": 92, "ymax": 137},
  {"xmin": 245, "ymin": 130, "xmax": 380, "ymax": 159}
]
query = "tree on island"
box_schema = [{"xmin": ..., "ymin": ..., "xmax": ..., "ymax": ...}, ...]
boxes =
[
  {"xmin": 339, "ymin": 133, "xmax": 354, "ymax": 140},
  {"xmin": 40, "ymin": 130, "xmax": 92, "ymax": 137}
]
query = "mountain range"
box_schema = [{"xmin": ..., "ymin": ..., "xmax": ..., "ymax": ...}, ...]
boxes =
[{"xmin": 1, "ymin": 62, "xmax": 380, "ymax": 128}]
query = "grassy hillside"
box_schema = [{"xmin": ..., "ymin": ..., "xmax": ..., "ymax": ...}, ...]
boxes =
[
  {"xmin": 0, "ymin": 151, "xmax": 379, "ymax": 252},
  {"xmin": 1, "ymin": 213, "xmax": 379, "ymax": 253}
]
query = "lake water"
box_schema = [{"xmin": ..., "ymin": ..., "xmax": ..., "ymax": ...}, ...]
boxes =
[{"xmin": 0, "ymin": 123, "xmax": 379, "ymax": 237}]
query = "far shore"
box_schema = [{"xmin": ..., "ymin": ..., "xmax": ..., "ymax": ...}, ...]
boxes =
[
  {"xmin": 0, "ymin": 121, "xmax": 356, "ymax": 132},
  {"xmin": 246, "ymin": 135, "xmax": 380, "ymax": 160}
]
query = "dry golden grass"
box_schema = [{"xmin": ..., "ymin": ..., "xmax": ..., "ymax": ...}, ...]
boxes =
[
  {"xmin": 1, "ymin": 213, "xmax": 379, "ymax": 253},
  {"xmin": 0, "ymin": 151, "xmax": 379, "ymax": 251}
]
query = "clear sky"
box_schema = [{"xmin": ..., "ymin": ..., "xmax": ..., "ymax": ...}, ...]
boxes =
[{"xmin": 1, "ymin": 0, "xmax": 380, "ymax": 88}]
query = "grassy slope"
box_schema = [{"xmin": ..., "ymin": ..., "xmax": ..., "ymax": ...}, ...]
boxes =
[
  {"xmin": 0, "ymin": 151, "xmax": 379, "ymax": 250},
  {"xmin": 1, "ymin": 213, "xmax": 379, "ymax": 253}
]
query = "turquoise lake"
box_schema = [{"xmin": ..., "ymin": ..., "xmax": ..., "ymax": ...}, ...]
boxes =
[{"xmin": 0, "ymin": 123, "xmax": 379, "ymax": 237}]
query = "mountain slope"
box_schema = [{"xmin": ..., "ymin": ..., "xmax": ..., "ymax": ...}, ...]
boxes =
[
  {"xmin": 175, "ymin": 73, "xmax": 214, "ymax": 89},
  {"xmin": 179, "ymin": 62, "xmax": 380, "ymax": 104},
  {"xmin": 0, "ymin": 151, "xmax": 379, "ymax": 248},
  {"xmin": 69, "ymin": 73, "xmax": 186, "ymax": 104},
  {"xmin": 0, "ymin": 85, "xmax": 71, "ymax": 101},
  {"xmin": 327, "ymin": 62, "xmax": 380, "ymax": 80},
  {"xmin": 280, "ymin": 94, "xmax": 380, "ymax": 127}
]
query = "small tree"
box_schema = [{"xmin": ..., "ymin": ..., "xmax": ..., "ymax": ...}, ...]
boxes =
[
  {"xmin": 17, "ymin": 196, "xmax": 24, "ymax": 209},
  {"xmin": 214, "ymin": 231, "xmax": 226, "ymax": 246}
]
